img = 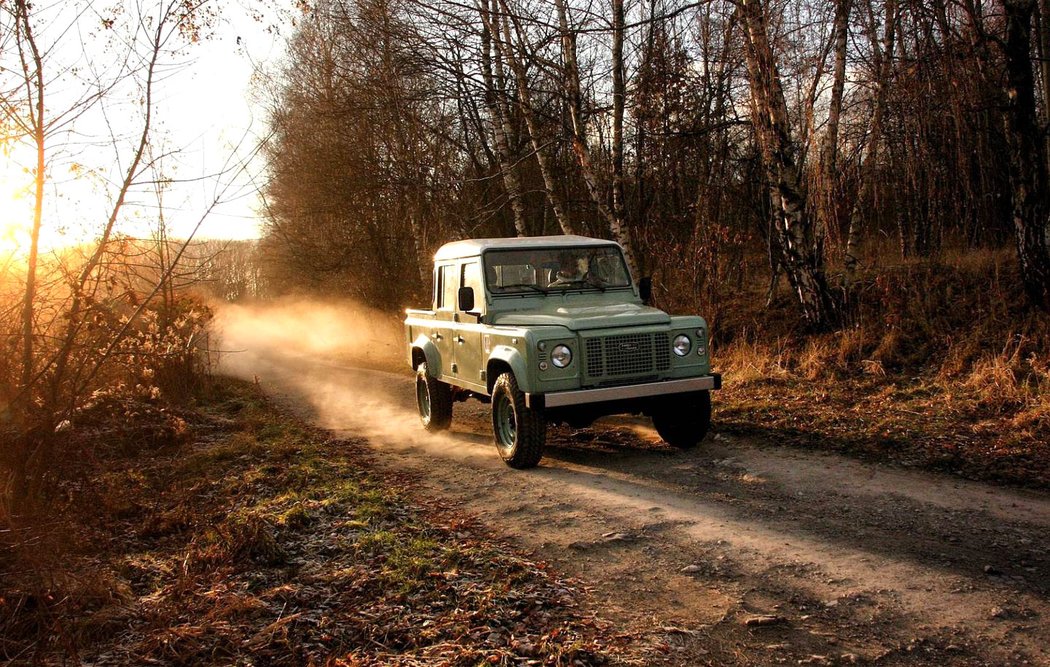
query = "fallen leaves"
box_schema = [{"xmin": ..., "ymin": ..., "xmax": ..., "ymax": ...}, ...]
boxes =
[{"xmin": 1, "ymin": 379, "xmax": 621, "ymax": 665}]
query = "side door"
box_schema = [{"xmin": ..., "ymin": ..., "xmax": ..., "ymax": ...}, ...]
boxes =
[
  {"xmin": 431, "ymin": 262, "xmax": 458, "ymax": 379},
  {"xmin": 450, "ymin": 259, "xmax": 486, "ymax": 390}
]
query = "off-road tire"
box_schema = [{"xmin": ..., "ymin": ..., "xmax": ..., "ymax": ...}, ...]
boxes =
[
  {"xmin": 652, "ymin": 390, "xmax": 711, "ymax": 449},
  {"xmin": 416, "ymin": 362, "xmax": 452, "ymax": 431},
  {"xmin": 491, "ymin": 372, "xmax": 546, "ymax": 468}
]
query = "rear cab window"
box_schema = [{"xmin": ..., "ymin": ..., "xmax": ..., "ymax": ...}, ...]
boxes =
[
  {"xmin": 461, "ymin": 261, "xmax": 483, "ymax": 311},
  {"xmin": 438, "ymin": 264, "xmax": 458, "ymax": 310}
]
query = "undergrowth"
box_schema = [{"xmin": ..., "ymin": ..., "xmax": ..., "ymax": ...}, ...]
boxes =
[
  {"xmin": 0, "ymin": 379, "xmax": 616, "ymax": 665},
  {"xmin": 705, "ymin": 248, "xmax": 1050, "ymax": 487}
]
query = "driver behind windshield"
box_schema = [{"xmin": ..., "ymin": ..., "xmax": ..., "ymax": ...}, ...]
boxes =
[{"xmin": 550, "ymin": 253, "xmax": 586, "ymax": 286}]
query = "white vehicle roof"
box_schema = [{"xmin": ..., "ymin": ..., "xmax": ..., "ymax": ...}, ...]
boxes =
[{"xmin": 434, "ymin": 235, "xmax": 621, "ymax": 261}]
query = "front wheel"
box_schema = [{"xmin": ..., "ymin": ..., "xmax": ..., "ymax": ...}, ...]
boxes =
[
  {"xmin": 416, "ymin": 362, "xmax": 452, "ymax": 431},
  {"xmin": 491, "ymin": 372, "xmax": 545, "ymax": 468},
  {"xmin": 652, "ymin": 390, "xmax": 711, "ymax": 449}
]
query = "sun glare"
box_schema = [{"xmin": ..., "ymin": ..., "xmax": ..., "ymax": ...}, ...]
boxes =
[
  {"xmin": 0, "ymin": 148, "xmax": 75, "ymax": 259},
  {"xmin": 0, "ymin": 160, "xmax": 32, "ymax": 259}
]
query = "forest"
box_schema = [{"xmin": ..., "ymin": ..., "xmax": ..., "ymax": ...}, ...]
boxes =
[
  {"xmin": 255, "ymin": 0, "xmax": 1050, "ymax": 477},
  {"xmin": 2, "ymin": 0, "xmax": 1049, "ymax": 539},
  {"xmin": 3, "ymin": 0, "xmax": 1050, "ymax": 661},
  {"xmin": 261, "ymin": 0, "xmax": 1050, "ymax": 318}
]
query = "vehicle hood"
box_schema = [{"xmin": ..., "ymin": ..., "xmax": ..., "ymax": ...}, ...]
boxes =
[{"xmin": 490, "ymin": 303, "xmax": 670, "ymax": 331}]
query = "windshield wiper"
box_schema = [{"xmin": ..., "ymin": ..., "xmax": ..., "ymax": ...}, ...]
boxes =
[
  {"xmin": 550, "ymin": 278, "xmax": 607, "ymax": 292},
  {"xmin": 498, "ymin": 283, "xmax": 549, "ymax": 294},
  {"xmin": 585, "ymin": 276, "xmax": 607, "ymax": 291}
]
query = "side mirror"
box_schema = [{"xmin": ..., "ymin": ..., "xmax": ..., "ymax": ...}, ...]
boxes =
[
  {"xmin": 638, "ymin": 277, "xmax": 653, "ymax": 305},
  {"xmin": 458, "ymin": 286, "xmax": 475, "ymax": 312}
]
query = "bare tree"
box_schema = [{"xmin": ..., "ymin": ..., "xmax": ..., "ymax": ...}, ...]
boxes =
[
  {"xmin": 843, "ymin": 0, "xmax": 897, "ymax": 280},
  {"xmin": 815, "ymin": 0, "xmax": 850, "ymax": 243},
  {"xmin": 611, "ymin": 0, "xmax": 631, "ymax": 264},
  {"xmin": 0, "ymin": 0, "xmax": 231, "ymax": 507},
  {"xmin": 552, "ymin": 0, "xmax": 639, "ymax": 272},
  {"xmin": 1003, "ymin": 0, "xmax": 1050, "ymax": 308},
  {"xmin": 7, "ymin": 0, "xmax": 45, "ymax": 424},
  {"xmin": 480, "ymin": 0, "xmax": 529, "ymax": 236},
  {"xmin": 737, "ymin": 0, "xmax": 838, "ymax": 327},
  {"xmin": 1038, "ymin": 0, "xmax": 1050, "ymax": 163},
  {"xmin": 488, "ymin": 0, "xmax": 577, "ymax": 235}
]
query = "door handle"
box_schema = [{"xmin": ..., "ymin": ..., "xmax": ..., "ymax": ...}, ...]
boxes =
[
  {"xmin": 455, "ymin": 336, "xmax": 464, "ymax": 344},
  {"xmin": 431, "ymin": 332, "xmax": 443, "ymax": 341}
]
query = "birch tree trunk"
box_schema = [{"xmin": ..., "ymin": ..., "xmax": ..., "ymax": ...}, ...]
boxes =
[
  {"xmin": 1037, "ymin": 0, "xmax": 1050, "ymax": 166},
  {"xmin": 489, "ymin": 0, "xmax": 576, "ymax": 235},
  {"xmin": 738, "ymin": 0, "xmax": 838, "ymax": 328},
  {"xmin": 820, "ymin": 0, "xmax": 850, "ymax": 179},
  {"xmin": 553, "ymin": 0, "xmax": 639, "ymax": 274},
  {"xmin": 610, "ymin": 0, "xmax": 639, "ymax": 274},
  {"xmin": 1003, "ymin": 0, "xmax": 1050, "ymax": 308},
  {"xmin": 844, "ymin": 0, "xmax": 897, "ymax": 281},
  {"xmin": 480, "ymin": 0, "xmax": 528, "ymax": 236}
]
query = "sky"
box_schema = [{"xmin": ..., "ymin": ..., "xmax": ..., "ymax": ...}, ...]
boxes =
[
  {"xmin": 0, "ymin": 1, "xmax": 292, "ymax": 255},
  {"xmin": 150, "ymin": 4, "xmax": 290, "ymax": 241}
]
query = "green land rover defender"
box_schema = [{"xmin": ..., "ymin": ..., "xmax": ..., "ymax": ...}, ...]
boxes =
[{"xmin": 404, "ymin": 235, "xmax": 721, "ymax": 468}]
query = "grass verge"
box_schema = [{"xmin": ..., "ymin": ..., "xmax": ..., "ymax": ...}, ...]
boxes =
[
  {"xmin": 0, "ymin": 378, "xmax": 619, "ymax": 665},
  {"xmin": 709, "ymin": 251, "xmax": 1050, "ymax": 488}
]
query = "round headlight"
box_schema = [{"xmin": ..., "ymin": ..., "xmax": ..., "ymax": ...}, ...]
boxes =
[
  {"xmin": 673, "ymin": 334, "xmax": 691, "ymax": 356},
  {"xmin": 551, "ymin": 344, "xmax": 573, "ymax": 368}
]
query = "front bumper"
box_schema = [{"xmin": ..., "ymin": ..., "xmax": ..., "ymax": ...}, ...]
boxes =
[{"xmin": 526, "ymin": 373, "xmax": 721, "ymax": 409}]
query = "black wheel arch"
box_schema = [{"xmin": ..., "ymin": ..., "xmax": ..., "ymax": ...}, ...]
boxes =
[
  {"xmin": 411, "ymin": 347, "xmax": 427, "ymax": 371},
  {"xmin": 486, "ymin": 358, "xmax": 513, "ymax": 394}
]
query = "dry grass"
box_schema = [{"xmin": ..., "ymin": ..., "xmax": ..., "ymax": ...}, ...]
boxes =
[{"xmin": 710, "ymin": 248, "xmax": 1050, "ymax": 487}]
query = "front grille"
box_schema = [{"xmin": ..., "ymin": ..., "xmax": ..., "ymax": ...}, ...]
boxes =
[
  {"xmin": 655, "ymin": 334, "xmax": 671, "ymax": 371},
  {"xmin": 606, "ymin": 333, "xmax": 654, "ymax": 375},
  {"xmin": 585, "ymin": 338, "xmax": 603, "ymax": 376},
  {"xmin": 584, "ymin": 333, "xmax": 671, "ymax": 381}
]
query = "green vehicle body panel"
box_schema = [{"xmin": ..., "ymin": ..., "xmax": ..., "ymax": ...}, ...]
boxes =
[
  {"xmin": 404, "ymin": 236, "xmax": 717, "ymax": 401},
  {"xmin": 484, "ymin": 343, "xmax": 531, "ymax": 393}
]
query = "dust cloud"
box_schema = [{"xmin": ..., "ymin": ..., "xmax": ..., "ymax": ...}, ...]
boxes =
[
  {"xmin": 212, "ymin": 298, "xmax": 491, "ymax": 460},
  {"xmin": 214, "ymin": 298, "xmax": 404, "ymax": 374}
]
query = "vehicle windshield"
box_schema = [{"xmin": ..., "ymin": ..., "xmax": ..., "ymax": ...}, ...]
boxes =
[{"xmin": 484, "ymin": 246, "xmax": 632, "ymax": 294}]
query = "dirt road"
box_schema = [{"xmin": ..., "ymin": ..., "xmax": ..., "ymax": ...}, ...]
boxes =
[{"xmin": 222, "ymin": 340, "xmax": 1050, "ymax": 665}]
